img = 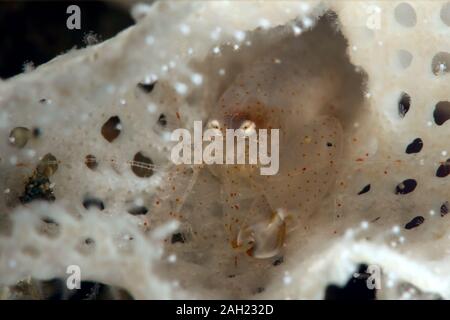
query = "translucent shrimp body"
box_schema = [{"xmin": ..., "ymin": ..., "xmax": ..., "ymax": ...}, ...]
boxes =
[{"xmin": 207, "ymin": 58, "xmax": 343, "ymax": 258}]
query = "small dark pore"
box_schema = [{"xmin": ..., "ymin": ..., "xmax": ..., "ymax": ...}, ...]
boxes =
[
  {"xmin": 85, "ymin": 154, "xmax": 98, "ymax": 170},
  {"xmin": 42, "ymin": 217, "xmax": 58, "ymax": 225},
  {"xmin": 101, "ymin": 116, "xmax": 121, "ymax": 142},
  {"xmin": 32, "ymin": 127, "xmax": 41, "ymax": 138},
  {"xmin": 357, "ymin": 184, "xmax": 371, "ymax": 195},
  {"xmin": 398, "ymin": 92, "xmax": 411, "ymax": 118},
  {"xmin": 405, "ymin": 138, "xmax": 423, "ymax": 154},
  {"xmin": 405, "ymin": 216, "xmax": 425, "ymax": 230},
  {"xmin": 171, "ymin": 232, "xmax": 185, "ymax": 244},
  {"xmin": 128, "ymin": 206, "xmax": 148, "ymax": 215},
  {"xmin": 436, "ymin": 159, "xmax": 450, "ymax": 178},
  {"xmin": 441, "ymin": 201, "xmax": 449, "ymax": 217},
  {"xmin": 395, "ymin": 179, "xmax": 417, "ymax": 194},
  {"xmin": 137, "ymin": 81, "xmax": 156, "ymax": 94},
  {"xmin": 433, "ymin": 101, "xmax": 450, "ymax": 126},
  {"xmin": 82, "ymin": 197, "xmax": 105, "ymax": 211},
  {"xmin": 273, "ymin": 256, "xmax": 284, "ymax": 266},
  {"xmin": 158, "ymin": 114, "xmax": 167, "ymax": 126}
]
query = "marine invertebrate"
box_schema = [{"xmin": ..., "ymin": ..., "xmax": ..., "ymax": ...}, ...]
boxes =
[{"xmin": 1, "ymin": 0, "xmax": 450, "ymax": 300}]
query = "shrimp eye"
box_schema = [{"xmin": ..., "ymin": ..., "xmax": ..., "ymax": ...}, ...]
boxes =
[
  {"xmin": 240, "ymin": 120, "xmax": 256, "ymax": 134},
  {"xmin": 222, "ymin": 102, "xmax": 276, "ymax": 131},
  {"xmin": 207, "ymin": 119, "xmax": 221, "ymax": 130}
]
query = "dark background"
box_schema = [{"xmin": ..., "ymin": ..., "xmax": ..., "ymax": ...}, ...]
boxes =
[{"xmin": 0, "ymin": 1, "xmax": 134, "ymax": 79}]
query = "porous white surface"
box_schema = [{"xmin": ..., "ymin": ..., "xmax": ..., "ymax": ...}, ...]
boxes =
[{"xmin": 1, "ymin": 0, "xmax": 450, "ymax": 299}]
